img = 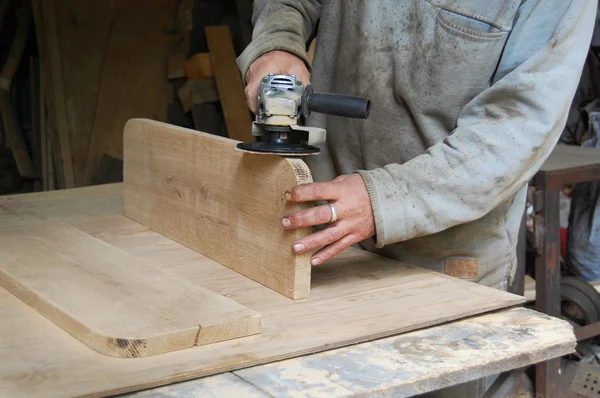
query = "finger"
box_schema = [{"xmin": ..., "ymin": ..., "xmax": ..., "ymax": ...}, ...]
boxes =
[
  {"xmin": 282, "ymin": 203, "xmax": 338, "ymax": 229},
  {"xmin": 286, "ymin": 181, "xmax": 340, "ymax": 203},
  {"xmin": 292, "ymin": 221, "xmax": 350, "ymax": 254},
  {"xmin": 310, "ymin": 233, "xmax": 358, "ymax": 266},
  {"xmin": 244, "ymin": 81, "xmax": 259, "ymax": 114}
]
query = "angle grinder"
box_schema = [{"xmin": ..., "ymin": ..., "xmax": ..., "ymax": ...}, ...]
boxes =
[{"xmin": 236, "ymin": 74, "xmax": 371, "ymax": 156}]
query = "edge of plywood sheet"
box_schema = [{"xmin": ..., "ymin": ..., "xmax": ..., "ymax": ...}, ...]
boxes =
[
  {"xmin": 122, "ymin": 119, "xmax": 313, "ymax": 299},
  {"xmin": 0, "ymin": 221, "xmax": 261, "ymax": 358}
]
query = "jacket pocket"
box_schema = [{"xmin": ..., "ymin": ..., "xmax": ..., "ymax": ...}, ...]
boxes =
[{"xmin": 437, "ymin": 8, "xmax": 506, "ymax": 39}]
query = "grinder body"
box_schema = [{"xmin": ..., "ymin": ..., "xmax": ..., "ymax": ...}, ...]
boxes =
[{"xmin": 236, "ymin": 74, "xmax": 370, "ymax": 156}]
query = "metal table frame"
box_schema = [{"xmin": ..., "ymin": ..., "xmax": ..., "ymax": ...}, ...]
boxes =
[{"xmin": 531, "ymin": 145, "xmax": 600, "ymax": 397}]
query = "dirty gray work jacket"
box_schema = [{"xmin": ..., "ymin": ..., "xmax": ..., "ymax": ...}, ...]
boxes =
[{"xmin": 237, "ymin": 0, "xmax": 596, "ymax": 290}]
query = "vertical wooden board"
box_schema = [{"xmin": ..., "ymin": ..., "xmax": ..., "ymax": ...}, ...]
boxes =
[
  {"xmin": 84, "ymin": 0, "xmax": 175, "ymax": 186},
  {"xmin": 37, "ymin": 0, "xmax": 75, "ymax": 188},
  {"xmin": 205, "ymin": 25, "xmax": 253, "ymax": 142},
  {"xmin": 122, "ymin": 119, "xmax": 313, "ymax": 299},
  {"xmin": 55, "ymin": 0, "xmax": 114, "ymax": 187},
  {"xmin": 0, "ymin": 222, "xmax": 261, "ymax": 358}
]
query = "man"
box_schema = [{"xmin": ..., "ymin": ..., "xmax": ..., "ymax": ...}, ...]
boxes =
[
  {"xmin": 237, "ymin": 0, "xmax": 595, "ymax": 293},
  {"xmin": 238, "ymin": 2, "xmax": 595, "ymax": 394}
]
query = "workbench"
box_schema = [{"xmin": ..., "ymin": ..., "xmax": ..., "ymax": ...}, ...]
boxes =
[
  {"xmin": 124, "ymin": 306, "xmax": 572, "ymax": 397},
  {"xmin": 0, "ymin": 178, "xmax": 578, "ymax": 397},
  {"xmin": 530, "ymin": 144, "xmax": 600, "ymax": 397}
]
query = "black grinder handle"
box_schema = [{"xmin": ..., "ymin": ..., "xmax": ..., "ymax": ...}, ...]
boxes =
[{"xmin": 301, "ymin": 85, "xmax": 371, "ymax": 119}]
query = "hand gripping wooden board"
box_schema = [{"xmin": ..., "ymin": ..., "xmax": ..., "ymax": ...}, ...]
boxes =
[
  {"xmin": 0, "ymin": 222, "xmax": 261, "ymax": 358},
  {"xmin": 123, "ymin": 119, "xmax": 313, "ymax": 299}
]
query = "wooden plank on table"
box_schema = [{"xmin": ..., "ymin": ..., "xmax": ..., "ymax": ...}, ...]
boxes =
[
  {"xmin": 0, "ymin": 221, "xmax": 260, "ymax": 358},
  {"xmin": 36, "ymin": 0, "xmax": 75, "ymax": 188},
  {"xmin": 205, "ymin": 25, "xmax": 253, "ymax": 142},
  {"xmin": 123, "ymin": 119, "xmax": 313, "ymax": 299},
  {"xmin": 0, "ymin": 184, "xmax": 527, "ymax": 398},
  {"xmin": 55, "ymin": 0, "xmax": 114, "ymax": 187},
  {"xmin": 83, "ymin": 0, "xmax": 174, "ymax": 186}
]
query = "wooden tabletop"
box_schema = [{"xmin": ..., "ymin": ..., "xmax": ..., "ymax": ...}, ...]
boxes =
[
  {"xmin": 0, "ymin": 184, "xmax": 576, "ymax": 397},
  {"xmin": 539, "ymin": 144, "xmax": 600, "ymax": 173}
]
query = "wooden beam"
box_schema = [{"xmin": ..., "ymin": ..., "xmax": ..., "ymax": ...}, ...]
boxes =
[
  {"xmin": 0, "ymin": 221, "xmax": 261, "ymax": 358},
  {"xmin": 123, "ymin": 119, "xmax": 313, "ymax": 299},
  {"xmin": 205, "ymin": 25, "xmax": 253, "ymax": 142}
]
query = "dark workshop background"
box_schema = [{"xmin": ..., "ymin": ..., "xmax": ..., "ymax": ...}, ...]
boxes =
[{"xmin": 0, "ymin": 0, "xmax": 271, "ymax": 193}]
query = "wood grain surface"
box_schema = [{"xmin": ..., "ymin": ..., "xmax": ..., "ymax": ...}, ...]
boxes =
[
  {"xmin": 123, "ymin": 119, "xmax": 313, "ymax": 299},
  {"xmin": 0, "ymin": 184, "xmax": 526, "ymax": 398},
  {"xmin": 83, "ymin": 0, "xmax": 173, "ymax": 185},
  {"xmin": 55, "ymin": 0, "xmax": 114, "ymax": 187},
  {"xmin": 0, "ymin": 222, "xmax": 260, "ymax": 358}
]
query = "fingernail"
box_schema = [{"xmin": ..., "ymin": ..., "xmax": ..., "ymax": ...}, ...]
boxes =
[
  {"xmin": 311, "ymin": 257, "xmax": 320, "ymax": 266},
  {"xmin": 293, "ymin": 243, "xmax": 305, "ymax": 253},
  {"xmin": 285, "ymin": 192, "xmax": 292, "ymax": 201},
  {"xmin": 281, "ymin": 218, "xmax": 291, "ymax": 228}
]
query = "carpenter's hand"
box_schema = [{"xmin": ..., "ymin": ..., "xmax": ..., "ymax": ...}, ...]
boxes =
[
  {"xmin": 245, "ymin": 50, "xmax": 310, "ymax": 114},
  {"xmin": 282, "ymin": 174, "xmax": 376, "ymax": 265}
]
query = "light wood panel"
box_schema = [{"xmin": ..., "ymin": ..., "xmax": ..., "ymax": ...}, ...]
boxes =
[
  {"xmin": 205, "ymin": 25, "xmax": 253, "ymax": 142},
  {"xmin": 0, "ymin": 222, "xmax": 260, "ymax": 358},
  {"xmin": 55, "ymin": 0, "xmax": 114, "ymax": 187},
  {"xmin": 83, "ymin": 0, "xmax": 174, "ymax": 185},
  {"xmin": 123, "ymin": 119, "xmax": 313, "ymax": 299},
  {"xmin": 0, "ymin": 184, "xmax": 526, "ymax": 398}
]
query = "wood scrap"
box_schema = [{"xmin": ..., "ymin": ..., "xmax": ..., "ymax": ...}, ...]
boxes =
[
  {"xmin": 83, "ymin": 0, "xmax": 175, "ymax": 186},
  {"xmin": 0, "ymin": 221, "xmax": 261, "ymax": 358},
  {"xmin": 205, "ymin": 25, "xmax": 253, "ymax": 142},
  {"xmin": 123, "ymin": 119, "xmax": 313, "ymax": 299},
  {"xmin": 184, "ymin": 52, "xmax": 213, "ymax": 80},
  {"xmin": 177, "ymin": 78, "xmax": 219, "ymax": 113}
]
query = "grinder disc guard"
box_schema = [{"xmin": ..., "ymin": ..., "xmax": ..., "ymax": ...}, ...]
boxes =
[{"xmin": 236, "ymin": 126, "xmax": 320, "ymax": 156}]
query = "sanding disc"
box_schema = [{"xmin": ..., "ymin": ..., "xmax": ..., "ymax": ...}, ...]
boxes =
[{"xmin": 236, "ymin": 142, "xmax": 320, "ymax": 156}]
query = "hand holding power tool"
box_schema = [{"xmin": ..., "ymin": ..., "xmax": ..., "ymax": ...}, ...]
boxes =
[{"xmin": 237, "ymin": 73, "xmax": 371, "ymax": 156}]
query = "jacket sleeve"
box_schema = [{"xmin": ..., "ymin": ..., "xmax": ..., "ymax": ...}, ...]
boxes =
[
  {"xmin": 236, "ymin": 0, "xmax": 322, "ymax": 81},
  {"xmin": 356, "ymin": 0, "xmax": 596, "ymax": 248}
]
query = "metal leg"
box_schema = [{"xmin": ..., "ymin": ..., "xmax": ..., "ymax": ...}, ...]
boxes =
[{"xmin": 534, "ymin": 173, "xmax": 562, "ymax": 397}]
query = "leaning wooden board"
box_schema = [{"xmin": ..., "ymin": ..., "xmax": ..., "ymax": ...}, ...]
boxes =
[
  {"xmin": 0, "ymin": 222, "xmax": 260, "ymax": 358},
  {"xmin": 123, "ymin": 119, "xmax": 313, "ymax": 299},
  {"xmin": 0, "ymin": 184, "xmax": 526, "ymax": 397}
]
